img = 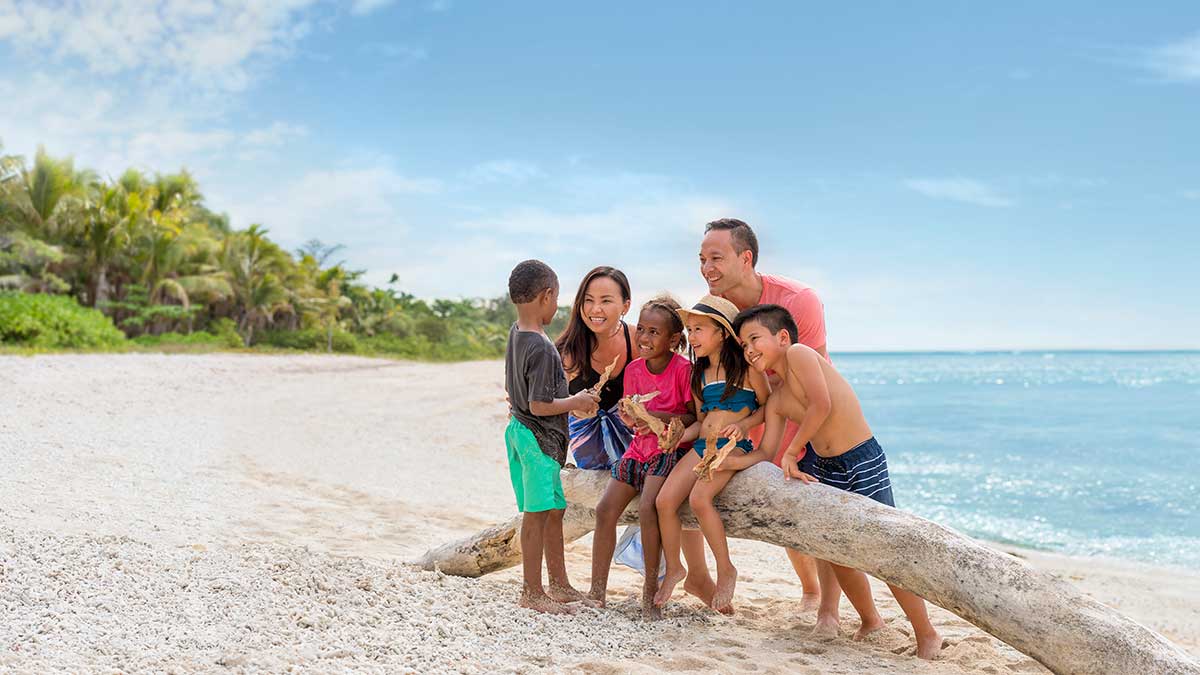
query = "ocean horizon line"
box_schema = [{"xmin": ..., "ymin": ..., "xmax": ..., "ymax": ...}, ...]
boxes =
[{"xmin": 828, "ymin": 348, "xmax": 1200, "ymax": 356}]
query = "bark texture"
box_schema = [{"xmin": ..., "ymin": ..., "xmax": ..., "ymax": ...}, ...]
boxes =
[{"xmin": 417, "ymin": 463, "xmax": 1200, "ymax": 675}]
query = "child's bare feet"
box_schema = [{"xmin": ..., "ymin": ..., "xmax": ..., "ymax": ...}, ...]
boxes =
[
  {"xmin": 915, "ymin": 628, "xmax": 943, "ymax": 660},
  {"xmin": 654, "ymin": 566, "xmax": 687, "ymax": 607},
  {"xmin": 683, "ymin": 574, "xmax": 714, "ymax": 603},
  {"xmin": 585, "ymin": 587, "xmax": 607, "ymax": 608},
  {"xmin": 811, "ymin": 613, "xmax": 840, "ymax": 640},
  {"xmin": 641, "ymin": 596, "xmax": 664, "ymax": 621},
  {"xmin": 852, "ymin": 615, "xmax": 886, "ymax": 641},
  {"xmin": 519, "ymin": 592, "xmax": 575, "ymax": 615},
  {"xmin": 710, "ymin": 567, "xmax": 737, "ymax": 613},
  {"xmin": 799, "ymin": 592, "xmax": 821, "ymax": 613},
  {"xmin": 548, "ymin": 582, "xmax": 599, "ymax": 607}
]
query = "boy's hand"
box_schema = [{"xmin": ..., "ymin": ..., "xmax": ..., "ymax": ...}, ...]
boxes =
[
  {"xmin": 718, "ymin": 423, "xmax": 743, "ymax": 443},
  {"xmin": 570, "ymin": 391, "xmax": 600, "ymax": 417},
  {"xmin": 782, "ymin": 456, "xmax": 818, "ymax": 483}
]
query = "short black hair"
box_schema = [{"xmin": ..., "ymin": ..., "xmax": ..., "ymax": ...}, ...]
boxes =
[
  {"xmin": 508, "ymin": 259, "xmax": 558, "ymax": 304},
  {"xmin": 704, "ymin": 218, "xmax": 759, "ymax": 267},
  {"xmin": 733, "ymin": 304, "xmax": 798, "ymax": 344}
]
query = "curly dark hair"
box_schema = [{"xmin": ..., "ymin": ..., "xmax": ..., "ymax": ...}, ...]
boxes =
[
  {"xmin": 704, "ymin": 217, "xmax": 759, "ymax": 267},
  {"xmin": 640, "ymin": 294, "xmax": 685, "ymax": 354},
  {"xmin": 508, "ymin": 259, "xmax": 558, "ymax": 304},
  {"xmin": 732, "ymin": 304, "xmax": 798, "ymax": 344}
]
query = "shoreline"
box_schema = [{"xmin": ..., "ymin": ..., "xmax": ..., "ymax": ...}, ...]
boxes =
[{"xmin": 3, "ymin": 353, "xmax": 1196, "ymax": 672}]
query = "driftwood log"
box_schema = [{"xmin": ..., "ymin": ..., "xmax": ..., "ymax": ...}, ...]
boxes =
[{"xmin": 417, "ymin": 463, "xmax": 1199, "ymax": 675}]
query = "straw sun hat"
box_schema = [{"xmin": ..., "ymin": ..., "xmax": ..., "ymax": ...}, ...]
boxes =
[{"xmin": 676, "ymin": 294, "xmax": 740, "ymax": 338}]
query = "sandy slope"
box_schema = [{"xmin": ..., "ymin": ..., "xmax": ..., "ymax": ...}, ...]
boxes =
[{"xmin": 1, "ymin": 354, "xmax": 1196, "ymax": 673}]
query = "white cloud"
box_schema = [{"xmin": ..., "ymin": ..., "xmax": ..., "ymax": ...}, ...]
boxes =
[
  {"xmin": 903, "ymin": 178, "xmax": 1014, "ymax": 208},
  {"xmin": 1137, "ymin": 32, "xmax": 1200, "ymax": 82},
  {"xmin": 464, "ymin": 160, "xmax": 543, "ymax": 184},
  {"xmin": 224, "ymin": 161, "xmax": 441, "ymax": 244},
  {"xmin": 243, "ymin": 122, "xmax": 310, "ymax": 147},
  {"xmin": 0, "ymin": 0, "xmax": 323, "ymax": 92}
]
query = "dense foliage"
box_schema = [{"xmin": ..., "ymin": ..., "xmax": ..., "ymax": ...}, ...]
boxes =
[{"xmin": 0, "ymin": 145, "xmax": 564, "ymax": 359}]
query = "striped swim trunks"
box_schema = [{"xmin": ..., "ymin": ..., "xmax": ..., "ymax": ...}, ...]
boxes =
[
  {"xmin": 611, "ymin": 449, "xmax": 681, "ymax": 492},
  {"xmin": 804, "ymin": 437, "xmax": 896, "ymax": 507}
]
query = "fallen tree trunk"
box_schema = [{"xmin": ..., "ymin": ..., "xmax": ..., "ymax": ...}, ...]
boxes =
[{"xmin": 417, "ymin": 463, "xmax": 1199, "ymax": 675}]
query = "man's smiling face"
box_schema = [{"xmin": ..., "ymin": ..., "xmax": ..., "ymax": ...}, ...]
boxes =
[{"xmin": 699, "ymin": 229, "xmax": 751, "ymax": 297}]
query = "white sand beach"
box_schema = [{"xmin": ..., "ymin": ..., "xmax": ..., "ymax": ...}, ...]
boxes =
[{"xmin": 2, "ymin": 354, "xmax": 1197, "ymax": 673}]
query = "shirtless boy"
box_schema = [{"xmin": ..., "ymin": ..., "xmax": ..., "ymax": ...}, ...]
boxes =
[{"xmin": 733, "ymin": 303, "xmax": 943, "ymax": 660}]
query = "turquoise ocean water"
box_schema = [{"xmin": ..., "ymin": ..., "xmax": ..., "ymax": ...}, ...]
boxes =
[{"xmin": 831, "ymin": 351, "xmax": 1200, "ymax": 568}]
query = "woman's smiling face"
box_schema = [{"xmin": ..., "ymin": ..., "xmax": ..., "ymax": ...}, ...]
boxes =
[
  {"xmin": 686, "ymin": 315, "xmax": 725, "ymax": 358},
  {"xmin": 581, "ymin": 275, "xmax": 629, "ymax": 335}
]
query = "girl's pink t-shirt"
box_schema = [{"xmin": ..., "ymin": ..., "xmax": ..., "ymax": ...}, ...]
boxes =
[{"xmin": 621, "ymin": 353, "xmax": 693, "ymax": 463}]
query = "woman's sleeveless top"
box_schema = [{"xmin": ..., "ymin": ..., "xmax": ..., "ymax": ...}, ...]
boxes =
[{"xmin": 567, "ymin": 323, "xmax": 632, "ymax": 411}]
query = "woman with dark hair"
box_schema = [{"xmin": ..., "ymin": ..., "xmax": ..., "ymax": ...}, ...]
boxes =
[
  {"xmin": 555, "ymin": 266, "xmax": 635, "ymax": 470},
  {"xmin": 557, "ymin": 266, "xmax": 720, "ymax": 608}
]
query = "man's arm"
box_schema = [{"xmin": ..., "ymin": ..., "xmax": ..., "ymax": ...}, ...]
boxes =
[{"xmin": 787, "ymin": 287, "xmax": 829, "ymax": 360}]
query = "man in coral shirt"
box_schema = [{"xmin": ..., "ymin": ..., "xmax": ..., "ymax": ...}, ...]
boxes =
[{"xmin": 699, "ymin": 217, "xmax": 843, "ymax": 637}]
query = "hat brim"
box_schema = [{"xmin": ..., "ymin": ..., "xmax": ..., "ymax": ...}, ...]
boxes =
[{"xmin": 677, "ymin": 306, "xmax": 737, "ymax": 339}]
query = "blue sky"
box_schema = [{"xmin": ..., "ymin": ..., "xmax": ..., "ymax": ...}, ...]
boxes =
[{"xmin": 2, "ymin": 1, "xmax": 1198, "ymax": 350}]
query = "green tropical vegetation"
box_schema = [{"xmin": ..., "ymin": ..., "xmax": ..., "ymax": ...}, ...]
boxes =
[{"xmin": 0, "ymin": 144, "xmax": 566, "ymax": 359}]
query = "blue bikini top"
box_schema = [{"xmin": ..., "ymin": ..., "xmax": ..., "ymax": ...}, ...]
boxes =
[{"xmin": 699, "ymin": 375, "xmax": 759, "ymax": 415}]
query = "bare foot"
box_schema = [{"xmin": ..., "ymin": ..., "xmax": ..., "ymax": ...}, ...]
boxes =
[
  {"xmin": 852, "ymin": 616, "xmax": 886, "ymax": 641},
  {"xmin": 799, "ymin": 592, "xmax": 821, "ymax": 613},
  {"xmin": 586, "ymin": 588, "xmax": 607, "ymax": 609},
  {"xmin": 654, "ymin": 567, "xmax": 687, "ymax": 607},
  {"xmin": 811, "ymin": 613, "xmax": 840, "ymax": 640},
  {"xmin": 641, "ymin": 596, "xmax": 664, "ymax": 621},
  {"xmin": 684, "ymin": 575, "xmax": 715, "ymax": 604},
  {"xmin": 915, "ymin": 629, "xmax": 943, "ymax": 660},
  {"xmin": 547, "ymin": 582, "xmax": 599, "ymax": 607},
  {"xmin": 710, "ymin": 567, "xmax": 737, "ymax": 613},
  {"xmin": 519, "ymin": 592, "xmax": 574, "ymax": 615}
]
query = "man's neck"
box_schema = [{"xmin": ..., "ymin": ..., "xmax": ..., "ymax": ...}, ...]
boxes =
[{"xmin": 723, "ymin": 272, "xmax": 764, "ymax": 310}]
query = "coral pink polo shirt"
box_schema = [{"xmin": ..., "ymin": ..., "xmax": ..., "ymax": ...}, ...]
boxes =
[{"xmin": 737, "ymin": 274, "xmax": 828, "ymax": 465}]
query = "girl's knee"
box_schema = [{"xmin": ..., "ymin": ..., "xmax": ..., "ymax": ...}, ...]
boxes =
[
  {"xmin": 654, "ymin": 490, "xmax": 678, "ymax": 512},
  {"xmin": 638, "ymin": 496, "xmax": 658, "ymax": 521},
  {"xmin": 689, "ymin": 489, "xmax": 714, "ymax": 513},
  {"xmin": 596, "ymin": 500, "xmax": 621, "ymax": 525}
]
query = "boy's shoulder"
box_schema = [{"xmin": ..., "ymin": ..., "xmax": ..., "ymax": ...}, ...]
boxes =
[
  {"xmin": 784, "ymin": 342, "xmax": 820, "ymax": 362},
  {"xmin": 508, "ymin": 325, "xmax": 558, "ymax": 358}
]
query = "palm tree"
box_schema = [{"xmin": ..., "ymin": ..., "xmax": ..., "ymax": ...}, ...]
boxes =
[
  {"xmin": 221, "ymin": 224, "xmax": 289, "ymax": 346},
  {"xmin": 1, "ymin": 147, "xmax": 92, "ymax": 243},
  {"xmin": 81, "ymin": 179, "xmax": 139, "ymax": 306}
]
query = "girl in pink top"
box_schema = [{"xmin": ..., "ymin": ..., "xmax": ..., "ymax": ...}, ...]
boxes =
[{"xmin": 587, "ymin": 296, "xmax": 696, "ymax": 618}]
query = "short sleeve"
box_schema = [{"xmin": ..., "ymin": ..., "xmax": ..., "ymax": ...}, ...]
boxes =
[
  {"xmin": 525, "ymin": 343, "xmax": 561, "ymax": 403},
  {"xmin": 622, "ymin": 363, "xmax": 637, "ymax": 398},
  {"xmin": 785, "ymin": 288, "xmax": 827, "ymax": 351}
]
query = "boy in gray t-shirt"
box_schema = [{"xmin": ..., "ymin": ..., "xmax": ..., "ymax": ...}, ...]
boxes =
[{"xmin": 504, "ymin": 259, "xmax": 598, "ymax": 614}]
